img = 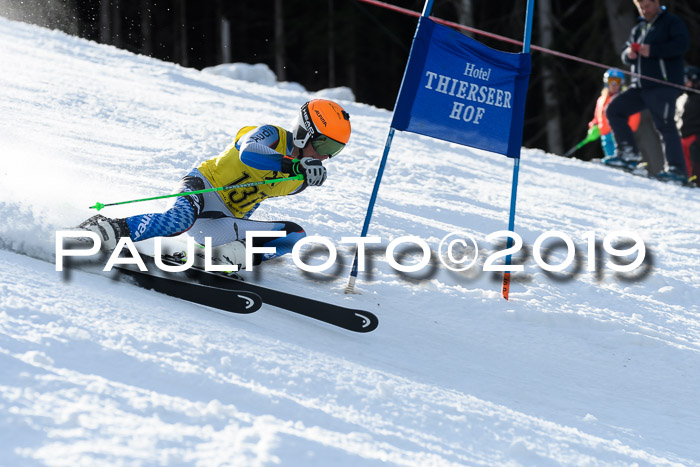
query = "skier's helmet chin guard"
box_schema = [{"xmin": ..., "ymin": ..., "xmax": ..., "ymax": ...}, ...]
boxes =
[{"xmin": 292, "ymin": 99, "xmax": 351, "ymax": 158}]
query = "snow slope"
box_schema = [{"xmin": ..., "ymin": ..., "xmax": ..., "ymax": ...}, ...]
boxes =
[{"xmin": 1, "ymin": 17, "xmax": 699, "ymax": 466}]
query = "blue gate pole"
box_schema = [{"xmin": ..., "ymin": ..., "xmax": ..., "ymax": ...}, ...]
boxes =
[
  {"xmin": 502, "ymin": 0, "xmax": 535, "ymax": 300},
  {"xmin": 345, "ymin": 0, "xmax": 435, "ymax": 294}
]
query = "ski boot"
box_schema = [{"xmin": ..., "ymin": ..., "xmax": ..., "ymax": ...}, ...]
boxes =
[
  {"xmin": 656, "ymin": 166, "xmax": 691, "ymax": 186},
  {"xmin": 77, "ymin": 214, "xmax": 130, "ymax": 251},
  {"xmin": 602, "ymin": 144, "xmax": 642, "ymax": 172},
  {"xmin": 173, "ymin": 240, "xmax": 247, "ymax": 280}
]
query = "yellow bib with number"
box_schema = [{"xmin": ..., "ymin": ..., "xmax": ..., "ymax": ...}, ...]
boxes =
[{"xmin": 197, "ymin": 126, "xmax": 304, "ymax": 218}]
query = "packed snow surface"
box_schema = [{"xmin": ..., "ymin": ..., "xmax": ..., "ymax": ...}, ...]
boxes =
[{"xmin": 1, "ymin": 17, "xmax": 699, "ymax": 466}]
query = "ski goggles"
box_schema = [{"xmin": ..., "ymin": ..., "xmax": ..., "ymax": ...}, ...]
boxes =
[
  {"xmin": 311, "ymin": 134, "xmax": 345, "ymax": 158},
  {"xmin": 607, "ymin": 77, "xmax": 622, "ymax": 87}
]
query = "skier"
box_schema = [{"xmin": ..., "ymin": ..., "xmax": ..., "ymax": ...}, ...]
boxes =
[
  {"xmin": 78, "ymin": 99, "xmax": 351, "ymax": 270},
  {"xmin": 678, "ymin": 65, "xmax": 700, "ymax": 183},
  {"xmin": 604, "ymin": 0, "xmax": 690, "ymax": 182},
  {"xmin": 590, "ymin": 69, "xmax": 640, "ymax": 162}
]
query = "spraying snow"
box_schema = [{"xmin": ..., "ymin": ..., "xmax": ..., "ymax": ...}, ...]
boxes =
[{"xmin": 1, "ymin": 16, "xmax": 699, "ymax": 466}]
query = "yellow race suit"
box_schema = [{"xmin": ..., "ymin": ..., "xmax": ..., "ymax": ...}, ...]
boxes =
[{"xmin": 198, "ymin": 125, "xmax": 305, "ymax": 218}]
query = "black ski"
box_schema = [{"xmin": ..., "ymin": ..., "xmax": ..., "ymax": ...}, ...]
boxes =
[
  {"xmin": 141, "ymin": 255, "xmax": 378, "ymax": 333},
  {"xmin": 114, "ymin": 263, "xmax": 262, "ymax": 314}
]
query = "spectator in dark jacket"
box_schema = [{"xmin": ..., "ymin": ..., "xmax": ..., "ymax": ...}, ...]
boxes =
[
  {"xmin": 679, "ymin": 66, "xmax": 700, "ymax": 183},
  {"xmin": 604, "ymin": 0, "xmax": 690, "ymax": 184}
]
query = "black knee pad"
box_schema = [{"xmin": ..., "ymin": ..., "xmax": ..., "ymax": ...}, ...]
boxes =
[
  {"xmin": 179, "ymin": 176, "xmax": 205, "ymax": 216},
  {"xmin": 247, "ymin": 221, "xmax": 305, "ymax": 249},
  {"xmin": 278, "ymin": 221, "xmax": 305, "ymax": 235}
]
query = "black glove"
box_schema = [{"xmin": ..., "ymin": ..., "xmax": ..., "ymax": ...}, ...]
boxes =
[{"xmin": 282, "ymin": 157, "xmax": 327, "ymax": 186}]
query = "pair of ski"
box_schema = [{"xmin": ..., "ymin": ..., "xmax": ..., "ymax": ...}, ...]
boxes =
[
  {"xmin": 114, "ymin": 255, "xmax": 378, "ymax": 333},
  {"xmin": 601, "ymin": 160, "xmax": 698, "ymax": 187}
]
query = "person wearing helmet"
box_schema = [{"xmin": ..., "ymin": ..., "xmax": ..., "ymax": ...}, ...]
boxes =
[
  {"xmin": 77, "ymin": 99, "xmax": 351, "ymax": 270},
  {"xmin": 604, "ymin": 0, "xmax": 690, "ymax": 183},
  {"xmin": 678, "ymin": 66, "xmax": 700, "ymax": 183},
  {"xmin": 590, "ymin": 69, "xmax": 640, "ymax": 161}
]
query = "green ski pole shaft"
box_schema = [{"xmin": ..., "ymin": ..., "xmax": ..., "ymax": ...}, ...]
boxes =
[
  {"xmin": 563, "ymin": 125, "xmax": 601, "ymax": 158},
  {"xmin": 90, "ymin": 174, "xmax": 303, "ymax": 211}
]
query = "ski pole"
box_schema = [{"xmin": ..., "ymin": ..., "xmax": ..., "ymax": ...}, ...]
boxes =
[
  {"xmin": 563, "ymin": 124, "xmax": 600, "ymax": 158},
  {"xmin": 89, "ymin": 174, "xmax": 304, "ymax": 211},
  {"xmin": 562, "ymin": 144, "xmax": 582, "ymax": 158}
]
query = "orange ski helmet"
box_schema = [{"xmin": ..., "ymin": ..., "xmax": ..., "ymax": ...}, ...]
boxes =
[{"xmin": 293, "ymin": 99, "xmax": 351, "ymax": 157}]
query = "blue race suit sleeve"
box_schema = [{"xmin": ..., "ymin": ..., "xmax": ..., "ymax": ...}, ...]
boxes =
[{"xmin": 237, "ymin": 125, "xmax": 290, "ymax": 171}]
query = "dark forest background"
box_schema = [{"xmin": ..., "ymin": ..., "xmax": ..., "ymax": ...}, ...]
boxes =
[{"xmin": 3, "ymin": 0, "xmax": 699, "ymax": 160}]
